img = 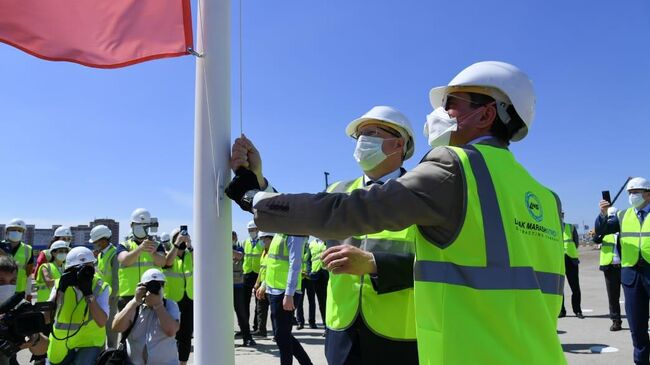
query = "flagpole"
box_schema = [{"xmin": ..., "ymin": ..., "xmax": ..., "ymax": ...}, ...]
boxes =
[{"xmin": 193, "ymin": 0, "xmax": 233, "ymax": 363}]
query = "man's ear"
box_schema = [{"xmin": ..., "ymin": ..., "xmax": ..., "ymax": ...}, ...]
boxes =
[{"xmin": 477, "ymin": 105, "xmax": 497, "ymax": 129}]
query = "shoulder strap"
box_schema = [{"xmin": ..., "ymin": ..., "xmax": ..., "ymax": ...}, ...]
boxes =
[{"xmin": 121, "ymin": 305, "xmax": 141, "ymax": 344}]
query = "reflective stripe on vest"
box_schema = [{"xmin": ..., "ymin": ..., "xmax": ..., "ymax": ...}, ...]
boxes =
[
  {"xmin": 265, "ymin": 234, "xmax": 302, "ymax": 291},
  {"xmin": 618, "ymin": 208, "xmax": 650, "ymax": 267},
  {"xmin": 47, "ymin": 276, "xmax": 107, "ymax": 363},
  {"xmin": 325, "ymin": 176, "xmax": 417, "ymax": 340},
  {"xmin": 600, "ymin": 234, "xmax": 618, "ymax": 266},
  {"xmin": 413, "ymin": 144, "xmax": 566, "ymax": 365},
  {"xmin": 243, "ymin": 238, "xmax": 264, "ymax": 274},
  {"xmin": 164, "ymin": 252, "xmax": 194, "ymax": 301},
  {"xmin": 118, "ymin": 240, "xmax": 156, "ymax": 297},
  {"xmin": 563, "ymin": 224, "xmax": 579, "ymax": 259},
  {"xmin": 309, "ymin": 240, "xmax": 326, "ymax": 273}
]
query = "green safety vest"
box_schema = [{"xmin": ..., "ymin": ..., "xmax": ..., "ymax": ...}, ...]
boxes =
[
  {"xmin": 118, "ymin": 240, "xmax": 157, "ymax": 297},
  {"xmin": 563, "ymin": 223, "xmax": 579, "ymax": 259},
  {"xmin": 35, "ymin": 262, "xmax": 62, "ymax": 302},
  {"xmin": 618, "ymin": 208, "xmax": 650, "ymax": 267},
  {"xmin": 309, "ymin": 240, "xmax": 326, "ymax": 274},
  {"xmin": 97, "ymin": 245, "xmax": 118, "ymax": 296},
  {"xmin": 242, "ymin": 238, "xmax": 264, "ymax": 274},
  {"xmin": 413, "ymin": 145, "xmax": 566, "ymax": 365},
  {"xmin": 265, "ymin": 234, "xmax": 302, "ymax": 291},
  {"xmin": 164, "ymin": 252, "xmax": 194, "ymax": 301},
  {"xmin": 47, "ymin": 275, "xmax": 109, "ymax": 363},
  {"xmin": 600, "ymin": 234, "xmax": 618, "ymax": 266},
  {"xmin": 325, "ymin": 177, "xmax": 417, "ymax": 340},
  {"xmin": 10, "ymin": 242, "xmax": 32, "ymax": 293},
  {"xmin": 258, "ymin": 251, "xmax": 269, "ymax": 282}
]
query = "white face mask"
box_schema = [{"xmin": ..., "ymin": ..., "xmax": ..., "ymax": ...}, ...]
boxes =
[
  {"xmin": 249, "ymin": 231, "xmax": 258, "ymax": 240},
  {"xmin": 6, "ymin": 231, "xmax": 22, "ymax": 243},
  {"xmin": 629, "ymin": 193, "xmax": 647, "ymax": 209},
  {"xmin": 423, "ymin": 107, "xmax": 458, "ymax": 148},
  {"xmin": 0, "ymin": 284, "xmax": 16, "ymax": 305},
  {"xmin": 133, "ymin": 225, "xmax": 148, "ymax": 239},
  {"xmin": 353, "ymin": 135, "xmax": 396, "ymax": 172},
  {"xmin": 55, "ymin": 253, "xmax": 67, "ymax": 262}
]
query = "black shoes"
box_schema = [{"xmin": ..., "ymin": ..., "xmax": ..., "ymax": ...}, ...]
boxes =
[
  {"xmin": 252, "ymin": 330, "xmax": 267, "ymax": 337},
  {"xmin": 610, "ymin": 320, "xmax": 623, "ymax": 331},
  {"xmin": 297, "ymin": 323, "xmax": 305, "ymax": 330},
  {"xmin": 558, "ymin": 311, "xmax": 566, "ymax": 318},
  {"xmin": 243, "ymin": 338, "xmax": 257, "ymax": 347},
  {"xmin": 234, "ymin": 331, "xmax": 242, "ymax": 338},
  {"xmin": 309, "ymin": 323, "xmax": 318, "ymax": 329},
  {"xmin": 575, "ymin": 312, "xmax": 585, "ymax": 319}
]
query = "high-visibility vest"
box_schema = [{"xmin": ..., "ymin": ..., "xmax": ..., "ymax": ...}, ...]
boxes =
[
  {"xmin": 265, "ymin": 234, "xmax": 302, "ymax": 291},
  {"xmin": 11, "ymin": 242, "xmax": 32, "ymax": 293},
  {"xmin": 242, "ymin": 238, "xmax": 264, "ymax": 274},
  {"xmin": 258, "ymin": 251, "xmax": 269, "ymax": 283},
  {"xmin": 618, "ymin": 208, "xmax": 650, "ymax": 267},
  {"xmin": 47, "ymin": 275, "xmax": 109, "ymax": 363},
  {"xmin": 563, "ymin": 223, "xmax": 579, "ymax": 259},
  {"xmin": 600, "ymin": 233, "xmax": 618, "ymax": 266},
  {"xmin": 309, "ymin": 240, "xmax": 326, "ymax": 273},
  {"xmin": 164, "ymin": 252, "xmax": 194, "ymax": 301},
  {"xmin": 118, "ymin": 240, "xmax": 156, "ymax": 297},
  {"xmin": 97, "ymin": 245, "xmax": 117, "ymax": 287},
  {"xmin": 35, "ymin": 262, "xmax": 62, "ymax": 302},
  {"xmin": 325, "ymin": 177, "xmax": 417, "ymax": 340},
  {"xmin": 413, "ymin": 144, "xmax": 566, "ymax": 365}
]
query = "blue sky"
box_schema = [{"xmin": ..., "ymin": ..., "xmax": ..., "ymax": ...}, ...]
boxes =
[{"xmin": 0, "ymin": 0, "xmax": 648, "ymax": 241}]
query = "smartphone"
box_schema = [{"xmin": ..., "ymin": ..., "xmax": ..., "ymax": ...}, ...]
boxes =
[
  {"xmin": 180, "ymin": 225, "xmax": 188, "ymax": 236},
  {"xmin": 602, "ymin": 190, "xmax": 611, "ymax": 204}
]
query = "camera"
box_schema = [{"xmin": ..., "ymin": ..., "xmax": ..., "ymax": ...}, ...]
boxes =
[
  {"xmin": 0, "ymin": 293, "xmax": 54, "ymax": 356},
  {"xmin": 145, "ymin": 281, "xmax": 162, "ymax": 295},
  {"xmin": 58, "ymin": 265, "xmax": 95, "ymax": 293}
]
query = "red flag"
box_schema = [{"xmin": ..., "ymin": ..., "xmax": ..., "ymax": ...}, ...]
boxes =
[{"xmin": 0, "ymin": 0, "xmax": 193, "ymax": 68}]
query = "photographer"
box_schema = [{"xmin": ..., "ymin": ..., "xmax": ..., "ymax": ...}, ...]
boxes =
[
  {"xmin": 112, "ymin": 269, "xmax": 180, "ymax": 365},
  {"xmin": 163, "ymin": 227, "xmax": 193, "ymax": 365},
  {"xmin": 116, "ymin": 208, "xmax": 168, "ymax": 311},
  {"xmin": 46, "ymin": 247, "xmax": 110, "ymax": 365},
  {"xmin": 0, "ymin": 256, "xmax": 48, "ymax": 365}
]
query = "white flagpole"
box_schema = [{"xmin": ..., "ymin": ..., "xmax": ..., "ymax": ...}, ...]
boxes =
[{"xmin": 193, "ymin": 0, "xmax": 233, "ymax": 363}]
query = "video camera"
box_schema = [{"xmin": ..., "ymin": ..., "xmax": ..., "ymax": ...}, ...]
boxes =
[{"xmin": 0, "ymin": 293, "xmax": 54, "ymax": 356}]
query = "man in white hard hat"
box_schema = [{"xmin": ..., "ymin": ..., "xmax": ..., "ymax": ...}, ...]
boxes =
[
  {"xmin": 593, "ymin": 206, "xmax": 623, "ymax": 331},
  {"xmin": 116, "ymin": 208, "xmax": 169, "ymax": 311},
  {"xmin": 227, "ymin": 61, "xmax": 568, "ymax": 364},
  {"xmin": 242, "ymin": 220, "xmax": 263, "ymax": 334},
  {"xmin": 89, "ymin": 224, "xmax": 120, "ymax": 348},
  {"xmin": 46, "ymin": 246, "xmax": 110, "ymax": 364},
  {"xmin": 1, "ymin": 219, "xmax": 33, "ymax": 300},
  {"xmin": 596, "ymin": 177, "xmax": 650, "ymax": 364},
  {"xmin": 113, "ymin": 268, "xmax": 180, "ymax": 365}
]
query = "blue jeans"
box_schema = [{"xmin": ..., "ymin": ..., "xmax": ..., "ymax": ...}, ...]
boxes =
[
  {"xmin": 622, "ymin": 266, "xmax": 650, "ymax": 365},
  {"xmin": 47, "ymin": 347, "xmax": 102, "ymax": 365}
]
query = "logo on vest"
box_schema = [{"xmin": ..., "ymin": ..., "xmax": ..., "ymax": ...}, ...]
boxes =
[{"xmin": 525, "ymin": 192, "xmax": 543, "ymax": 222}]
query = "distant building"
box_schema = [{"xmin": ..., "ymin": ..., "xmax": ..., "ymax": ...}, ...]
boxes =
[
  {"xmin": 0, "ymin": 219, "xmax": 120, "ymax": 249},
  {"xmin": 72, "ymin": 225, "xmax": 92, "ymax": 248}
]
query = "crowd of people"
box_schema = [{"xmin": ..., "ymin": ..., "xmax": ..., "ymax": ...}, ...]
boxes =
[
  {"xmin": 225, "ymin": 60, "xmax": 650, "ymax": 365},
  {"xmin": 0, "ymin": 208, "xmax": 194, "ymax": 365}
]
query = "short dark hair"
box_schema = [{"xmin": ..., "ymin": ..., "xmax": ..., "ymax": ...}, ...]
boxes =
[
  {"xmin": 468, "ymin": 93, "xmax": 525, "ymax": 144},
  {"xmin": 0, "ymin": 256, "xmax": 18, "ymax": 274}
]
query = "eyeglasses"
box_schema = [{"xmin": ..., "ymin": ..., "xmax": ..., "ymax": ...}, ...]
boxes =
[
  {"xmin": 443, "ymin": 94, "xmax": 482, "ymax": 109},
  {"xmin": 355, "ymin": 126, "xmax": 401, "ymax": 139}
]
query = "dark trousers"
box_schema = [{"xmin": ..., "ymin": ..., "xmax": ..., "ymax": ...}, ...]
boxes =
[
  {"xmin": 234, "ymin": 286, "xmax": 252, "ymax": 340},
  {"xmin": 561, "ymin": 256, "xmax": 582, "ymax": 314},
  {"xmin": 243, "ymin": 273, "xmax": 259, "ymax": 331},
  {"xmin": 295, "ymin": 289, "xmax": 305, "ymax": 325},
  {"xmin": 603, "ymin": 265, "xmax": 622, "ymax": 320},
  {"xmin": 325, "ymin": 317, "xmax": 418, "ymax": 365},
  {"xmin": 306, "ymin": 270, "xmax": 328, "ymax": 325},
  {"xmin": 256, "ymin": 295, "xmax": 270, "ymax": 335},
  {"xmin": 622, "ymin": 265, "xmax": 650, "ymax": 365},
  {"xmin": 176, "ymin": 294, "xmax": 194, "ymax": 361},
  {"xmin": 268, "ymin": 293, "xmax": 312, "ymax": 365}
]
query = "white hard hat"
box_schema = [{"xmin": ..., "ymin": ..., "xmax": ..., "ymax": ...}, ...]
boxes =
[
  {"xmin": 65, "ymin": 246, "xmax": 96, "ymax": 269},
  {"xmin": 141, "ymin": 268, "xmax": 166, "ymax": 283},
  {"xmin": 346, "ymin": 106, "xmax": 416, "ymax": 160},
  {"xmin": 258, "ymin": 232, "xmax": 274, "ymax": 238},
  {"xmin": 6, "ymin": 219, "xmax": 26, "ymax": 232},
  {"xmin": 50, "ymin": 240, "xmax": 70, "ymax": 251},
  {"xmin": 627, "ymin": 177, "xmax": 650, "ymax": 191},
  {"xmin": 54, "ymin": 226, "xmax": 73, "ymax": 238},
  {"xmin": 607, "ymin": 207, "xmax": 619, "ymax": 217},
  {"xmin": 160, "ymin": 232, "xmax": 170, "ymax": 242},
  {"xmin": 429, "ymin": 61, "xmax": 536, "ymax": 141},
  {"xmin": 247, "ymin": 221, "xmax": 257, "ymax": 229},
  {"xmin": 89, "ymin": 225, "xmax": 112, "ymax": 243},
  {"xmin": 130, "ymin": 208, "xmax": 152, "ymax": 224}
]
